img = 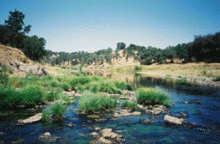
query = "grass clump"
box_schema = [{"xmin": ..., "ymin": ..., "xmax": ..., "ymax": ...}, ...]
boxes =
[
  {"xmin": 79, "ymin": 92, "xmax": 117, "ymax": 113},
  {"xmin": 114, "ymin": 80, "xmax": 133, "ymax": 91},
  {"xmin": 42, "ymin": 107, "xmax": 52, "ymax": 121},
  {"xmin": 84, "ymin": 81, "xmax": 100, "ymax": 93},
  {"xmin": 99, "ymin": 80, "xmax": 123, "ymax": 94},
  {"xmin": 134, "ymin": 65, "xmax": 142, "ymax": 72},
  {"xmin": 213, "ymin": 76, "xmax": 220, "ymax": 81},
  {"xmin": 121, "ymin": 100, "xmax": 138, "ymax": 109},
  {"xmin": 50, "ymin": 80, "xmax": 60, "ymax": 87},
  {"xmin": 50, "ymin": 100, "xmax": 69, "ymax": 120},
  {"xmin": 136, "ymin": 87, "xmax": 170, "ymax": 107},
  {"xmin": 61, "ymin": 83, "xmax": 71, "ymax": 91}
]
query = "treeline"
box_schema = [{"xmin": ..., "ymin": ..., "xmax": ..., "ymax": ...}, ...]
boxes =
[
  {"xmin": 0, "ymin": 10, "xmax": 47, "ymax": 61},
  {"xmin": 42, "ymin": 31, "xmax": 220, "ymax": 66}
]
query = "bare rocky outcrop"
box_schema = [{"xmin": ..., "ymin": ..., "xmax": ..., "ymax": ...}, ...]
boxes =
[{"xmin": 0, "ymin": 43, "xmax": 48, "ymax": 77}]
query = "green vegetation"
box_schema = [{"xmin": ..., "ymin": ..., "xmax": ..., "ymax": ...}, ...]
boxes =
[
  {"xmin": 199, "ymin": 70, "xmax": 213, "ymax": 77},
  {"xmin": 136, "ymin": 87, "xmax": 170, "ymax": 107},
  {"xmin": 134, "ymin": 65, "xmax": 142, "ymax": 72},
  {"xmin": 166, "ymin": 74, "xmax": 172, "ymax": 77},
  {"xmin": 213, "ymin": 76, "xmax": 220, "ymax": 81},
  {"xmin": 79, "ymin": 92, "xmax": 117, "ymax": 113},
  {"xmin": 0, "ymin": 10, "xmax": 47, "ymax": 61},
  {"xmin": 121, "ymin": 100, "xmax": 138, "ymax": 109},
  {"xmin": 0, "ymin": 64, "xmax": 10, "ymax": 88}
]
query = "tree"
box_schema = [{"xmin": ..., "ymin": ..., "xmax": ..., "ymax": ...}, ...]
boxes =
[
  {"xmin": 0, "ymin": 24, "xmax": 12, "ymax": 45},
  {"xmin": 4, "ymin": 9, "xmax": 31, "ymax": 48},
  {"xmin": 116, "ymin": 42, "xmax": 126, "ymax": 50},
  {"xmin": 22, "ymin": 35, "xmax": 47, "ymax": 61}
]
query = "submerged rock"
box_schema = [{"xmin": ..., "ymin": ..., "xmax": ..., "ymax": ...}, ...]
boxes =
[
  {"xmin": 67, "ymin": 123, "xmax": 75, "ymax": 127},
  {"xmin": 17, "ymin": 113, "xmax": 42, "ymax": 124},
  {"xmin": 87, "ymin": 115, "xmax": 100, "ymax": 119},
  {"xmin": 179, "ymin": 112, "xmax": 188, "ymax": 117},
  {"xmin": 39, "ymin": 132, "xmax": 61, "ymax": 143}
]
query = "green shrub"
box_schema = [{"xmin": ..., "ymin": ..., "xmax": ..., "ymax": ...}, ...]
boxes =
[
  {"xmin": 79, "ymin": 92, "xmax": 117, "ymax": 113},
  {"xmin": 178, "ymin": 76, "xmax": 182, "ymax": 78},
  {"xmin": 62, "ymin": 83, "xmax": 70, "ymax": 91},
  {"xmin": 136, "ymin": 87, "xmax": 170, "ymax": 107},
  {"xmin": 61, "ymin": 66, "xmax": 66, "ymax": 69}
]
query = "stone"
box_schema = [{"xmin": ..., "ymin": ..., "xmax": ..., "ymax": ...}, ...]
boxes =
[
  {"xmin": 164, "ymin": 115, "xmax": 186, "ymax": 125},
  {"xmin": 94, "ymin": 127, "xmax": 101, "ymax": 131},
  {"xmin": 100, "ymin": 128, "xmax": 112, "ymax": 135},
  {"xmin": 90, "ymin": 132, "xmax": 100, "ymax": 138},
  {"xmin": 62, "ymin": 91, "xmax": 74, "ymax": 97},
  {"xmin": 185, "ymin": 101, "xmax": 189, "ymax": 104},
  {"xmin": 67, "ymin": 123, "xmax": 75, "ymax": 127},
  {"xmin": 141, "ymin": 119, "xmax": 151, "ymax": 124},
  {"xmin": 16, "ymin": 105, "xmax": 25, "ymax": 108},
  {"xmin": 131, "ymin": 111, "xmax": 141, "ymax": 116},
  {"xmin": 87, "ymin": 115, "xmax": 100, "ymax": 119},
  {"xmin": 17, "ymin": 113, "xmax": 42, "ymax": 124},
  {"xmin": 74, "ymin": 93, "xmax": 82, "ymax": 97},
  {"xmin": 137, "ymin": 104, "xmax": 144, "ymax": 109},
  {"xmin": 180, "ymin": 112, "xmax": 188, "ymax": 117},
  {"xmin": 97, "ymin": 137, "xmax": 112, "ymax": 144},
  {"xmin": 0, "ymin": 132, "xmax": 5, "ymax": 135},
  {"xmin": 197, "ymin": 101, "xmax": 202, "ymax": 105}
]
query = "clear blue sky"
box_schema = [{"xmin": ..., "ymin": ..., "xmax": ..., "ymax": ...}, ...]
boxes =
[{"xmin": 0, "ymin": 0, "xmax": 220, "ymax": 53}]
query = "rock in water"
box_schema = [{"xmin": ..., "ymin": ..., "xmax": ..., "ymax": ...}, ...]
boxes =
[
  {"xmin": 164, "ymin": 115, "xmax": 186, "ymax": 125},
  {"xmin": 17, "ymin": 113, "xmax": 42, "ymax": 124}
]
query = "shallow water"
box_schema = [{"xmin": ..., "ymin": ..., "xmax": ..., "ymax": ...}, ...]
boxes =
[{"xmin": 1, "ymin": 72, "xmax": 220, "ymax": 143}]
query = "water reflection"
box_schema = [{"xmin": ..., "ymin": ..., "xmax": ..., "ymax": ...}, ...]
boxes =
[{"xmin": 85, "ymin": 70, "xmax": 220, "ymax": 97}]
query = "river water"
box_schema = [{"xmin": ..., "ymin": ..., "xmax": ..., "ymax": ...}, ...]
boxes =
[{"xmin": 1, "ymin": 71, "xmax": 220, "ymax": 143}]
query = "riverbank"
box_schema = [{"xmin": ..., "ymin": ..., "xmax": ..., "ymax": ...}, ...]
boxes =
[{"xmin": 106, "ymin": 62, "xmax": 220, "ymax": 89}]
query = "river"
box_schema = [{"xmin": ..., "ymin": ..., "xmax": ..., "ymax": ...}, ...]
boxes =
[{"xmin": 0, "ymin": 70, "xmax": 220, "ymax": 143}]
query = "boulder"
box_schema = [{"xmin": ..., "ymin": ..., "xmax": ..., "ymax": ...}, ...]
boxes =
[
  {"xmin": 0, "ymin": 44, "xmax": 49, "ymax": 77},
  {"xmin": 17, "ymin": 113, "xmax": 42, "ymax": 124},
  {"xmin": 164, "ymin": 115, "xmax": 186, "ymax": 125}
]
